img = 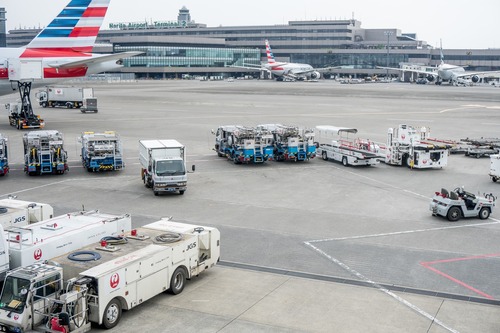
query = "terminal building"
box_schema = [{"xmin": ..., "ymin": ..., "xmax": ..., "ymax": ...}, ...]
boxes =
[{"xmin": 4, "ymin": 7, "xmax": 500, "ymax": 80}]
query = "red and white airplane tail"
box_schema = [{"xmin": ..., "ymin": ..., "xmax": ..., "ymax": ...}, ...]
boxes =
[
  {"xmin": 265, "ymin": 39, "xmax": 276, "ymax": 64},
  {"xmin": 25, "ymin": 0, "xmax": 110, "ymax": 55},
  {"xmin": 0, "ymin": 0, "xmax": 141, "ymax": 95}
]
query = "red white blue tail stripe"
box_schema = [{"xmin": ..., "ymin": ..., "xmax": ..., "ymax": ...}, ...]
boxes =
[
  {"xmin": 265, "ymin": 40, "xmax": 276, "ymax": 64},
  {"xmin": 23, "ymin": 0, "xmax": 110, "ymax": 57}
]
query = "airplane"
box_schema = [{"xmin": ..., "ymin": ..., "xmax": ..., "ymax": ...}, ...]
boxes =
[
  {"xmin": 230, "ymin": 40, "xmax": 334, "ymax": 81},
  {"xmin": 378, "ymin": 47, "xmax": 500, "ymax": 86},
  {"xmin": 0, "ymin": 0, "xmax": 142, "ymax": 97}
]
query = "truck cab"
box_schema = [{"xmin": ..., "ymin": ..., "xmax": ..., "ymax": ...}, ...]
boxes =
[{"xmin": 139, "ymin": 140, "xmax": 192, "ymax": 196}]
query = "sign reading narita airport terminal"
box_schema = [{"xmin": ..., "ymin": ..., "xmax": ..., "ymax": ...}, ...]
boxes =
[{"xmin": 109, "ymin": 21, "xmax": 189, "ymax": 30}]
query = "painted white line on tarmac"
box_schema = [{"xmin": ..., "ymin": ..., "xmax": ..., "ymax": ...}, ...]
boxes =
[
  {"xmin": 305, "ymin": 241, "xmax": 460, "ymax": 333},
  {"xmin": 309, "ymin": 220, "xmax": 500, "ymax": 243}
]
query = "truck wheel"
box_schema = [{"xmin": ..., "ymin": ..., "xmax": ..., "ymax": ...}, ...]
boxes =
[
  {"xmin": 169, "ymin": 267, "xmax": 186, "ymax": 295},
  {"xmin": 342, "ymin": 156, "xmax": 348, "ymax": 167},
  {"xmin": 322, "ymin": 151, "xmax": 328, "ymax": 160},
  {"xmin": 41, "ymin": 102, "xmax": 47, "ymax": 108},
  {"xmin": 179, "ymin": 190, "xmax": 185, "ymax": 195},
  {"xmin": 447, "ymin": 207, "xmax": 461, "ymax": 222},
  {"xmin": 479, "ymin": 207, "xmax": 490, "ymax": 220},
  {"xmin": 102, "ymin": 298, "xmax": 122, "ymax": 329},
  {"xmin": 493, "ymin": 177, "xmax": 498, "ymax": 183},
  {"xmin": 154, "ymin": 191, "xmax": 159, "ymax": 196}
]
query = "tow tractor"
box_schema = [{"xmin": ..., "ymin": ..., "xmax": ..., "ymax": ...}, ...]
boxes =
[{"xmin": 430, "ymin": 187, "xmax": 496, "ymax": 221}]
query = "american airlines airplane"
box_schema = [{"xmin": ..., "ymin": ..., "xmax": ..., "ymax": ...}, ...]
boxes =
[
  {"xmin": 0, "ymin": 0, "xmax": 141, "ymax": 97},
  {"xmin": 231, "ymin": 40, "xmax": 333, "ymax": 81}
]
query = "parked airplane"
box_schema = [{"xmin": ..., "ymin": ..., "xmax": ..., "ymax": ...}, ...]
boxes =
[
  {"xmin": 379, "ymin": 49, "xmax": 500, "ymax": 86},
  {"xmin": 0, "ymin": 0, "xmax": 141, "ymax": 97},
  {"xmin": 230, "ymin": 40, "xmax": 334, "ymax": 81}
]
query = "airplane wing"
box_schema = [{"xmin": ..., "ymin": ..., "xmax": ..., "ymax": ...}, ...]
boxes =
[
  {"xmin": 376, "ymin": 66, "xmax": 439, "ymax": 77},
  {"xmin": 455, "ymin": 70, "xmax": 500, "ymax": 78},
  {"xmin": 226, "ymin": 64, "xmax": 264, "ymax": 70},
  {"xmin": 49, "ymin": 51, "xmax": 144, "ymax": 69}
]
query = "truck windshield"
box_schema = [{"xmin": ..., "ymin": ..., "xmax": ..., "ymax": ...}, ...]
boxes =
[
  {"xmin": 0, "ymin": 276, "xmax": 30, "ymax": 314},
  {"xmin": 156, "ymin": 160, "xmax": 185, "ymax": 176}
]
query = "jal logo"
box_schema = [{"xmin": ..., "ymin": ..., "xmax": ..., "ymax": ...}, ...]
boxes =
[
  {"xmin": 423, "ymin": 160, "xmax": 427, "ymax": 164},
  {"xmin": 14, "ymin": 314, "xmax": 19, "ymax": 321},
  {"xmin": 110, "ymin": 273, "xmax": 120, "ymax": 289},
  {"xmin": 401, "ymin": 134, "xmax": 406, "ymax": 140},
  {"xmin": 34, "ymin": 249, "xmax": 42, "ymax": 261}
]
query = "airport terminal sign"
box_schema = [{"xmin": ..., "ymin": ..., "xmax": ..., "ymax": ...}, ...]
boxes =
[{"xmin": 109, "ymin": 20, "xmax": 188, "ymax": 30}]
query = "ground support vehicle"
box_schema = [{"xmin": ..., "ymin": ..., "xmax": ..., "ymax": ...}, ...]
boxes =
[
  {"xmin": 23, "ymin": 130, "xmax": 68, "ymax": 176},
  {"xmin": 0, "ymin": 210, "xmax": 131, "ymax": 280},
  {"xmin": 430, "ymin": 187, "xmax": 495, "ymax": 221},
  {"xmin": 213, "ymin": 125, "xmax": 269, "ymax": 164},
  {"xmin": 465, "ymin": 146, "xmax": 499, "ymax": 158},
  {"xmin": 0, "ymin": 219, "xmax": 220, "ymax": 332},
  {"xmin": 315, "ymin": 125, "xmax": 380, "ymax": 167},
  {"xmin": 0, "ymin": 198, "xmax": 53, "ymax": 229},
  {"xmin": 139, "ymin": 140, "xmax": 192, "ymax": 196},
  {"xmin": 257, "ymin": 124, "xmax": 316, "ymax": 161},
  {"xmin": 382, "ymin": 124, "xmax": 451, "ymax": 168},
  {"xmin": 36, "ymin": 86, "xmax": 97, "ymax": 110},
  {"xmin": 80, "ymin": 132, "xmax": 124, "ymax": 172},
  {"xmin": 489, "ymin": 154, "xmax": 500, "ymax": 182},
  {"xmin": 0, "ymin": 134, "xmax": 8, "ymax": 176},
  {"xmin": 6, "ymin": 98, "xmax": 44, "ymax": 130}
]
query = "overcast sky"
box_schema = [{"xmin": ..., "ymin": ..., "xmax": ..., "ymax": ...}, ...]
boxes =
[{"xmin": 3, "ymin": 0, "xmax": 500, "ymax": 49}]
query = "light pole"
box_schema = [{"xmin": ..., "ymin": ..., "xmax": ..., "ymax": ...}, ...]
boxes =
[{"xmin": 384, "ymin": 31, "xmax": 393, "ymax": 81}]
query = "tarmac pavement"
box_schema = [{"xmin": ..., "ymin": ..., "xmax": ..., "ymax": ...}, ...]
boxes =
[{"xmin": 1, "ymin": 79, "xmax": 500, "ymax": 332}]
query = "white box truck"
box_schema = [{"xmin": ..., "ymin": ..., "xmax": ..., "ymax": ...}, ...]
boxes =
[
  {"xmin": 139, "ymin": 139, "xmax": 194, "ymax": 196},
  {"xmin": 0, "ymin": 219, "xmax": 220, "ymax": 332},
  {"xmin": 0, "ymin": 210, "xmax": 131, "ymax": 280},
  {"xmin": 36, "ymin": 86, "xmax": 97, "ymax": 110}
]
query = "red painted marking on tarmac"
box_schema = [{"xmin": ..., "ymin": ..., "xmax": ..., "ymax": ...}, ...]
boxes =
[{"xmin": 420, "ymin": 253, "xmax": 500, "ymax": 300}]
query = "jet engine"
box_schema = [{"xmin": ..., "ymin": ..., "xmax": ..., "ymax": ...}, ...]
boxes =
[
  {"xmin": 471, "ymin": 75, "xmax": 480, "ymax": 83},
  {"xmin": 310, "ymin": 71, "xmax": 321, "ymax": 80},
  {"xmin": 426, "ymin": 75, "xmax": 435, "ymax": 82}
]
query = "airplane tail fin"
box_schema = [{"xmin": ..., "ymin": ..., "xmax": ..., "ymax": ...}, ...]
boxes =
[
  {"xmin": 24, "ymin": 0, "xmax": 110, "ymax": 56},
  {"xmin": 439, "ymin": 39, "xmax": 444, "ymax": 64},
  {"xmin": 265, "ymin": 39, "xmax": 276, "ymax": 64}
]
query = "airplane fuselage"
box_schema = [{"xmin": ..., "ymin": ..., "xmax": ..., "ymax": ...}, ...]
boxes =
[
  {"xmin": 437, "ymin": 64, "xmax": 466, "ymax": 81},
  {"xmin": 266, "ymin": 63, "xmax": 314, "ymax": 78},
  {"xmin": 0, "ymin": 48, "xmax": 123, "ymax": 96}
]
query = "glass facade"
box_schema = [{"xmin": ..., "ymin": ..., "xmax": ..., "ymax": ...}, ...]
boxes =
[{"xmin": 115, "ymin": 45, "xmax": 260, "ymax": 68}]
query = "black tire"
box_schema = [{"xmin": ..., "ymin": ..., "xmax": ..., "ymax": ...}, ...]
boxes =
[
  {"xmin": 102, "ymin": 298, "xmax": 122, "ymax": 329},
  {"xmin": 447, "ymin": 206, "xmax": 461, "ymax": 222},
  {"xmin": 493, "ymin": 177, "xmax": 498, "ymax": 183},
  {"xmin": 179, "ymin": 190, "xmax": 185, "ymax": 195},
  {"xmin": 169, "ymin": 267, "xmax": 186, "ymax": 295},
  {"xmin": 479, "ymin": 207, "xmax": 490, "ymax": 220},
  {"xmin": 154, "ymin": 191, "xmax": 159, "ymax": 196},
  {"xmin": 322, "ymin": 151, "xmax": 328, "ymax": 161},
  {"xmin": 342, "ymin": 156, "xmax": 348, "ymax": 167},
  {"xmin": 41, "ymin": 102, "xmax": 47, "ymax": 108}
]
